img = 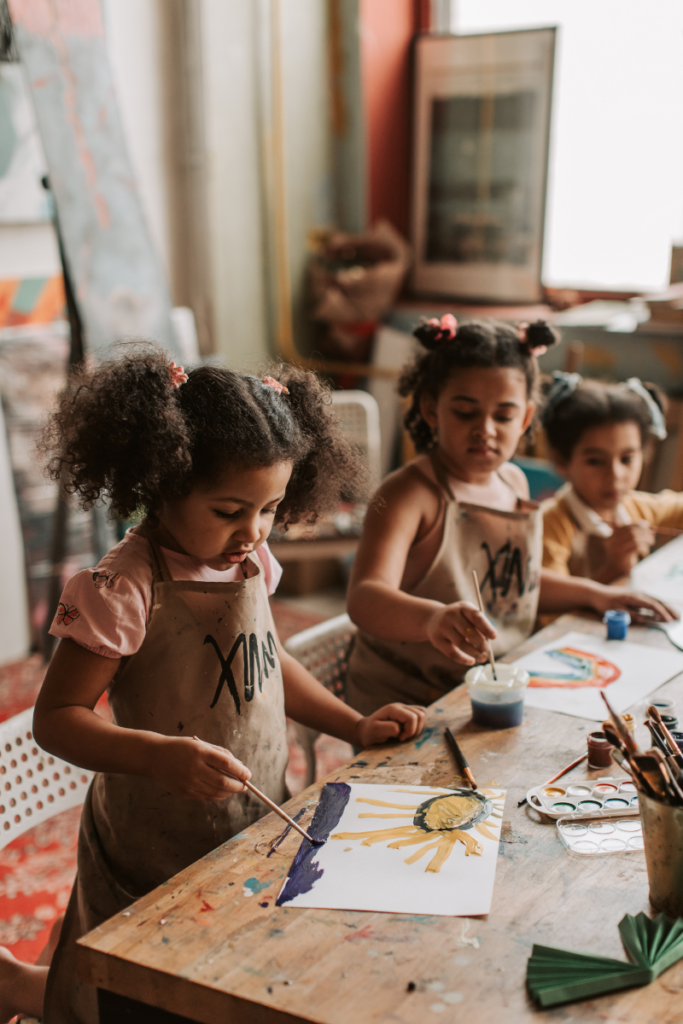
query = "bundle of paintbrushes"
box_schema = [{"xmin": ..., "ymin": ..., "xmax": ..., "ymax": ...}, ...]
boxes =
[
  {"xmin": 599, "ymin": 693, "xmax": 683, "ymax": 807},
  {"xmin": 527, "ymin": 911, "xmax": 683, "ymax": 1007}
]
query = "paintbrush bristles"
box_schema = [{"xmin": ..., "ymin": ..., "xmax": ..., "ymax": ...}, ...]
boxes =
[{"xmin": 471, "ymin": 570, "xmax": 497, "ymax": 681}]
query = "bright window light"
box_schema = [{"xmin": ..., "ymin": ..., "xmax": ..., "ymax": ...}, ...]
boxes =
[{"xmin": 456, "ymin": 1, "xmax": 683, "ymax": 292}]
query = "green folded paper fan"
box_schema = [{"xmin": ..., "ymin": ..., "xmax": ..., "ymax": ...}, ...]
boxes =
[{"xmin": 527, "ymin": 912, "xmax": 683, "ymax": 1008}]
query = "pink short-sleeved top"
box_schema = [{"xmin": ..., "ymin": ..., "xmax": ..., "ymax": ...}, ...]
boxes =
[{"xmin": 49, "ymin": 528, "xmax": 283, "ymax": 659}]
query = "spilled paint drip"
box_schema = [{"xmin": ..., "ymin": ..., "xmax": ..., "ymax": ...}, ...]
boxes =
[
  {"xmin": 267, "ymin": 807, "xmax": 308, "ymax": 857},
  {"xmin": 243, "ymin": 877, "xmax": 272, "ymax": 896},
  {"xmin": 276, "ymin": 782, "xmax": 351, "ymax": 905},
  {"xmin": 415, "ymin": 726, "xmax": 437, "ymax": 750}
]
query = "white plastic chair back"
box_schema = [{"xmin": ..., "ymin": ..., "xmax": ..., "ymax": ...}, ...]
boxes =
[
  {"xmin": 330, "ymin": 390, "xmax": 382, "ymax": 489},
  {"xmin": 0, "ymin": 707, "xmax": 93, "ymax": 850},
  {"xmin": 285, "ymin": 614, "xmax": 357, "ymax": 787}
]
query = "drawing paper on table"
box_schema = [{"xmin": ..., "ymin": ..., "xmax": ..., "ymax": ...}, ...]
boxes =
[
  {"xmin": 514, "ymin": 631, "xmax": 683, "ymax": 720},
  {"xmin": 631, "ymin": 535, "xmax": 683, "ymax": 608},
  {"xmin": 277, "ymin": 782, "xmax": 506, "ymax": 917}
]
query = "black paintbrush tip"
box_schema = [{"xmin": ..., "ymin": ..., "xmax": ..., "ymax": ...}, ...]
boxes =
[{"xmin": 309, "ymin": 837, "xmax": 325, "ymax": 846}]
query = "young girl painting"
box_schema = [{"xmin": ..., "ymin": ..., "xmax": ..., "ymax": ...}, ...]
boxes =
[
  {"xmin": 345, "ymin": 317, "xmax": 676, "ymax": 715},
  {"xmin": 0, "ymin": 348, "xmax": 425, "ymax": 1023},
  {"xmin": 541, "ymin": 373, "xmax": 683, "ymax": 583}
]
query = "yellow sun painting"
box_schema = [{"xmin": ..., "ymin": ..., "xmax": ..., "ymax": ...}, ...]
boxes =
[{"xmin": 330, "ymin": 787, "xmax": 505, "ymax": 873}]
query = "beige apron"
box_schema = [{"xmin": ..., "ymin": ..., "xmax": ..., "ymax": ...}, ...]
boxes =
[
  {"xmin": 44, "ymin": 531, "xmax": 288, "ymax": 1023},
  {"xmin": 346, "ymin": 457, "xmax": 542, "ymax": 715}
]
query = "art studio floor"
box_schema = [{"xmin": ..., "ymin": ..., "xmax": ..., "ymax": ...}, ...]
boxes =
[{"xmin": 0, "ymin": 590, "xmax": 351, "ymax": 966}]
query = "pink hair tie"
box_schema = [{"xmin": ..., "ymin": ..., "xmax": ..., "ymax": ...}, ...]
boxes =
[
  {"xmin": 262, "ymin": 375, "xmax": 289, "ymax": 395},
  {"xmin": 516, "ymin": 322, "xmax": 547, "ymax": 357},
  {"xmin": 425, "ymin": 313, "xmax": 458, "ymax": 342},
  {"xmin": 168, "ymin": 361, "xmax": 188, "ymax": 388}
]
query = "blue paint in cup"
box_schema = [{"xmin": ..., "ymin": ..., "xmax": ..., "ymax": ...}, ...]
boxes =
[{"xmin": 603, "ymin": 609, "xmax": 630, "ymax": 640}]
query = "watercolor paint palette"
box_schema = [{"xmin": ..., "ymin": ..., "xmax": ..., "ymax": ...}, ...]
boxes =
[
  {"xmin": 526, "ymin": 776, "xmax": 639, "ymax": 819},
  {"xmin": 555, "ymin": 813, "xmax": 644, "ymax": 857}
]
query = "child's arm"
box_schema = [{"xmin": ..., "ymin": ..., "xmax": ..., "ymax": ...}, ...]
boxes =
[
  {"xmin": 34, "ymin": 639, "xmax": 250, "ymax": 801},
  {"xmin": 539, "ymin": 569, "xmax": 678, "ymax": 622},
  {"xmin": 277, "ymin": 641, "xmax": 426, "ymax": 748},
  {"xmin": 347, "ymin": 472, "xmax": 495, "ymax": 665}
]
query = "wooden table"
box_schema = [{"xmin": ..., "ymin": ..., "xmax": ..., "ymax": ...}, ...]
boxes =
[{"xmin": 77, "ymin": 613, "xmax": 683, "ymax": 1023}]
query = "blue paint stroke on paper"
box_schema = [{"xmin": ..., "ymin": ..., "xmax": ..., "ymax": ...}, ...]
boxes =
[{"xmin": 276, "ymin": 782, "xmax": 351, "ymax": 905}]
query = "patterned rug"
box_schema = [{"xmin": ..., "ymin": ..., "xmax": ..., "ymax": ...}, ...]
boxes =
[{"xmin": 0, "ymin": 600, "xmax": 351, "ymax": 968}]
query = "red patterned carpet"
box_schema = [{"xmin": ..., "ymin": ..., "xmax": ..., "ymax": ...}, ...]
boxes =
[{"xmin": 0, "ymin": 600, "xmax": 351, "ymax": 968}]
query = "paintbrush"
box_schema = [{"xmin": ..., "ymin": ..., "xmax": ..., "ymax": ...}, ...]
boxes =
[
  {"xmin": 444, "ymin": 727, "xmax": 477, "ymax": 790},
  {"xmin": 599, "ymin": 692, "xmax": 640, "ymax": 757},
  {"xmin": 647, "ymin": 705, "xmax": 681, "ymax": 757},
  {"xmin": 471, "ymin": 569, "xmax": 497, "ymax": 681},
  {"xmin": 517, "ymin": 753, "xmax": 587, "ymax": 808},
  {"xmin": 647, "ymin": 748, "xmax": 683, "ymax": 804},
  {"xmin": 193, "ymin": 736, "xmax": 322, "ymax": 845}
]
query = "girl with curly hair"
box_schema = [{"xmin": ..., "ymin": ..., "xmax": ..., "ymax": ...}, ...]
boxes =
[
  {"xmin": 345, "ymin": 317, "xmax": 676, "ymax": 716},
  {"xmin": 1, "ymin": 345, "xmax": 425, "ymax": 1023}
]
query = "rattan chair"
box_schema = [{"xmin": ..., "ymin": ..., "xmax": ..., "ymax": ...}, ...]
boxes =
[
  {"xmin": 284, "ymin": 613, "xmax": 357, "ymax": 787},
  {"xmin": 0, "ymin": 707, "xmax": 93, "ymax": 851}
]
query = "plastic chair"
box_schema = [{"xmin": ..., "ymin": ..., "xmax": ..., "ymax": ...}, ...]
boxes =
[
  {"xmin": 330, "ymin": 390, "xmax": 382, "ymax": 489},
  {"xmin": 0, "ymin": 707, "xmax": 93, "ymax": 851},
  {"xmin": 284, "ymin": 613, "xmax": 357, "ymax": 787}
]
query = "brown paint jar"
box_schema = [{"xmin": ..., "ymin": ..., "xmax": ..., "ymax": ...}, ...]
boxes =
[{"xmin": 587, "ymin": 731, "xmax": 613, "ymax": 769}]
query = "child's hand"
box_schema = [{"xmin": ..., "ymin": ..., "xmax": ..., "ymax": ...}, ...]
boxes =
[
  {"xmin": 602, "ymin": 522, "xmax": 654, "ymax": 578},
  {"xmin": 425, "ymin": 601, "xmax": 496, "ymax": 664},
  {"xmin": 355, "ymin": 703, "xmax": 427, "ymax": 748},
  {"xmin": 588, "ymin": 586, "xmax": 679, "ymax": 624},
  {"xmin": 149, "ymin": 736, "xmax": 251, "ymax": 802}
]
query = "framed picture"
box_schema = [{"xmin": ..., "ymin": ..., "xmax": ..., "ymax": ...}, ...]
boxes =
[{"xmin": 411, "ymin": 28, "xmax": 556, "ymax": 303}]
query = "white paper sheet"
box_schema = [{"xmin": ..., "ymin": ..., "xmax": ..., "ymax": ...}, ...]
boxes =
[
  {"xmin": 631, "ymin": 535, "xmax": 683, "ymax": 609},
  {"xmin": 516, "ymin": 630, "xmax": 683, "ymax": 720},
  {"xmin": 276, "ymin": 782, "xmax": 506, "ymax": 917}
]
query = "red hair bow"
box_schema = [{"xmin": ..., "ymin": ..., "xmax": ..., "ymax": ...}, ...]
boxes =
[{"xmin": 262, "ymin": 375, "xmax": 289, "ymax": 395}]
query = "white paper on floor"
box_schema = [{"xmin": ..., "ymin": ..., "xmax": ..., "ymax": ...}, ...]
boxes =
[
  {"xmin": 631, "ymin": 535, "xmax": 683, "ymax": 609},
  {"xmin": 276, "ymin": 782, "xmax": 506, "ymax": 917},
  {"xmin": 515, "ymin": 630, "xmax": 683, "ymax": 720}
]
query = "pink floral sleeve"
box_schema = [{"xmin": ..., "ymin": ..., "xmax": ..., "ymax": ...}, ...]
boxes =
[{"xmin": 49, "ymin": 568, "xmax": 149, "ymax": 659}]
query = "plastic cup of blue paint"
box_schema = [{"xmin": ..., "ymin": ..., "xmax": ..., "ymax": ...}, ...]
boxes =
[
  {"xmin": 603, "ymin": 609, "xmax": 630, "ymax": 640},
  {"xmin": 465, "ymin": 663, "xmax": 530, "ymax": 729}
]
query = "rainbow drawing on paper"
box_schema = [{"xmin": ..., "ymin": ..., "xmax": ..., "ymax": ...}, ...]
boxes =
[{"xmin": 526, "ymin": 647, "xmax": 621, "ymax": 689}]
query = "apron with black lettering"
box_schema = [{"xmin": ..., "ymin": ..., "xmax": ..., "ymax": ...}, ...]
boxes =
[
  {"xmin": 346, "ymin": 458, "xmax": 542, "ymax": 715},
  {"xmin": 44, "ymin": 531, "xmax": 288, "ymax": 1023}
]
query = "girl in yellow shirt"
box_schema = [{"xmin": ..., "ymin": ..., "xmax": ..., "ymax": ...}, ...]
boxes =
[{"xmin": 541, "ymin": 373, "xmax": 683, "ymax": 583}]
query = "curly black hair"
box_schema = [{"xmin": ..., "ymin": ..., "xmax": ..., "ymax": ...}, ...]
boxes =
[
  {"xmin": 542, "ymin": 378, "xmax": 666, "ymax": 463},
  {"xmin": 40, "ymin": 343, "xmax": 366, "ymax": 526},
  {"xmin": 400, "ymin": 318, "xmax": 560, "ymax": 452}
]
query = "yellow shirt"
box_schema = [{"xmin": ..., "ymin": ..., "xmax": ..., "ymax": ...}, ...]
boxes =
[{"xmin": 542, "ymin": 488, "xmax": 683, "ymax": 578}]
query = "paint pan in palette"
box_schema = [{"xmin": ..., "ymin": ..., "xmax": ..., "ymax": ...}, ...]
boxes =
[
  {"xmin": 556, "ymin": 815, "xmax": 644, "ymax": 857},
  {"xmin": 525, "ymin": 776, "xmax": 639, "ymax": 819}
]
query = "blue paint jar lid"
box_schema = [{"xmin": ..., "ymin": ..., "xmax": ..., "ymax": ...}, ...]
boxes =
[{"xmin": 603, "ymin": 609, "xmax": 630, "ymax": 639}]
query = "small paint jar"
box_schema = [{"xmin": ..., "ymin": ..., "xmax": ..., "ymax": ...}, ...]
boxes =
[
  {"xmin": 603, "ymin": 609, "xmax": 630, "ymax": 640},
  {"xmin": 465, "ymin": 663, "xmax": 530, "ymax": 729},
  {"xmin": 587, "ymin": 730, "xmax": 613, "ymax": 768},
  {"xmin": 651, "ymin": 698, "xmax": 676, "ymax": 714},
  {"xmin": 661, "ymin": 714, "xmax": 679, "ymax": 731}
]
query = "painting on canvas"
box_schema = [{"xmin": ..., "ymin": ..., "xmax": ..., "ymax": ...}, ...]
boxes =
[
  {"xmin": 515, "ymin": 631, "xmax": 683, "ymax": 720},
  {"xmin": 277, "ymin": 782, "xmax": 506, "ymax": 917}
]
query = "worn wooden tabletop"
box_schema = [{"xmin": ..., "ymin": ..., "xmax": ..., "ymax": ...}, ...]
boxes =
[{"xmin": 77, "ymin": 613, "xmax": 683, "ymax": 1023}]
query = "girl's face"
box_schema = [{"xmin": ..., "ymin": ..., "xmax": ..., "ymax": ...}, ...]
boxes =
[
  {"xmin": 558, "ymin": 421, "xmax": 643, "ymax": 515},
  {"xmin": 156, "ymin": 461, "xmax": 293, "ymax": 570},
  {"xmin": 421, "ymin": 367, "xmax": 535, "ymax": 483}
]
